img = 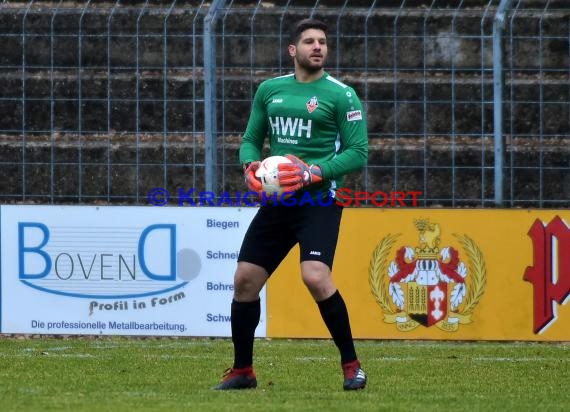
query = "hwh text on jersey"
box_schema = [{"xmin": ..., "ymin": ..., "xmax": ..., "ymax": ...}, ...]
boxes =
[{"xmin": 269, "ymin": 116, "xmax": 312, "ymax": 138}]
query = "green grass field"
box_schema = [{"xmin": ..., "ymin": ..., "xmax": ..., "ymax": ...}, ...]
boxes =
[{"xmin": 0, "ymin": 336, "xmax": 568, "ymax": 411}]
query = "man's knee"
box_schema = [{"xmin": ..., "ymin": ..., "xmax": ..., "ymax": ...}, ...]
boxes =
[
  {"xmin": 233, "ymin": 262, "xmax": 268, "ymax": 300},
  {"xmin": 301, "ymin": 261, "xmax": 335, "ymax": 300}
]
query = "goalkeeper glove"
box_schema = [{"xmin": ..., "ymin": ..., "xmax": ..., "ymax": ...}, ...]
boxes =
[
  {"xmin": 243, "ymin": 161, "xmax": 262, "ymax": 195},
  {"xmin": 277, "ymin": 154, "xmax": 323, "ymax": 193}
]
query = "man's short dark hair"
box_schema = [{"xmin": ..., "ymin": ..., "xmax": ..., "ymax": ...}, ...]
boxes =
[{"xmin": 289, "ymin": 18, "xmax": 327, "ymax": 45}]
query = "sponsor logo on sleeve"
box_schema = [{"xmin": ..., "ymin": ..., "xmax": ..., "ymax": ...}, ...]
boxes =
[{"xmin": 346, "ymin": 110, "xmax": 362, "ymax": 121}]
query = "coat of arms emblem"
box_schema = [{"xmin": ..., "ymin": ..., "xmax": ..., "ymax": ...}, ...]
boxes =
[{"xmin": 369, "ymin": 219, "xmax": 486, "ymax": 332}]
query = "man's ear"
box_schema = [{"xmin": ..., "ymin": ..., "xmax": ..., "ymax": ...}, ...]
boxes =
[{"xmin": 288, "ymin": 44, "xmax": 296, "ymax": 57}]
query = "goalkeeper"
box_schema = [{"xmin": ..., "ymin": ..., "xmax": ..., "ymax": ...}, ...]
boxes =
[{"xmin": 213, "ymin": 18, "xmax": 368, "ymax": 391}]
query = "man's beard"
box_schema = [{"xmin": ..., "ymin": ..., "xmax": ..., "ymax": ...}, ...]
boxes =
[{"xmin": 297, "ymin": 56, "xmax": 325, "ymax": 73}]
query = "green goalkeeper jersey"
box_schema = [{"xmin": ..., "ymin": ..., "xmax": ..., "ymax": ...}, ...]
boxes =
[{"xmin": 239, "ymin": 72, "xmax": 368, "ymax": 201}]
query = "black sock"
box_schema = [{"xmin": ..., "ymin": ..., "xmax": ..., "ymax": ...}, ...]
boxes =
[
  {"xmin": 231, "ymin": 298, "xmax": 261, "ymax": 369},
  {"xmin": 317, "ymin": 290, "xmax": 357, "ymax": 364}
]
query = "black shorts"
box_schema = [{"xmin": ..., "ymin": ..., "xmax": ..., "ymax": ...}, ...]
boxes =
[{"xmin": 238, "ymin": 202, "xmax": 343, "ymax": 275}]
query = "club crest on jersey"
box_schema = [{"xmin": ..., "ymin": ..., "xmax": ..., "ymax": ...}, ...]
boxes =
[
  {"xmin": 368, "ymin": 218, "xmax": 486, "ymax": 332},
  {"xmin": 306, "ymin": 96, "xmax": 318, "ymax": 113}
]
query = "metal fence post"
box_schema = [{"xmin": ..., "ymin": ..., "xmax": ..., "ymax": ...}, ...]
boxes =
[
  {"xmin": 493, "ymin": 0, "xmax": 513, "ymax": 206},
  {"xmin": 204, "ymin": 0, "xmax": 226, "ymax": 194}
]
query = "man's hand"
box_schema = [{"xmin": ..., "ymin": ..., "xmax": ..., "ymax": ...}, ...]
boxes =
[
  {"xmin": 277, "ymin": 154, "xmax": 323, "ymax": 193},
  {"xmin": 243, "ymin": 161, "xmax": 262, "ymax": 195}
]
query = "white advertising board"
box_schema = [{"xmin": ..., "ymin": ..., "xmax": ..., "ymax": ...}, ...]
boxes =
[{"xmin": 0, "ymin": 205, "xmax": 264, "ymax": 337}]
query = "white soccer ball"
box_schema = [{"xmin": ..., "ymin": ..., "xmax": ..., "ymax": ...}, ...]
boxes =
[{"xmin": 255, "ymin": 155, "xmax": 292, "ymax": 196}]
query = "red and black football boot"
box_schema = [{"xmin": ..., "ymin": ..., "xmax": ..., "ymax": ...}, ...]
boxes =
[
  {"xmin": 342, "ymin": 360, "xmax": 367, "ymax": 390},
  {"xmin": 212, "ymin": 366, "xmax": 257, "ymax": 390}
]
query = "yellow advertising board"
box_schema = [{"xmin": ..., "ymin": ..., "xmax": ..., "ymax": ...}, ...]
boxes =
[{"xmin": 267, "ymin": 209, "xmax": 570, "ymax": 341}]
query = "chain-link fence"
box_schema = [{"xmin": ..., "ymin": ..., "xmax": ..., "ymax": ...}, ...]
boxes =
[{"xmin": 0, "ymin": 0, "xmax": 568, "ymax": 207}]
